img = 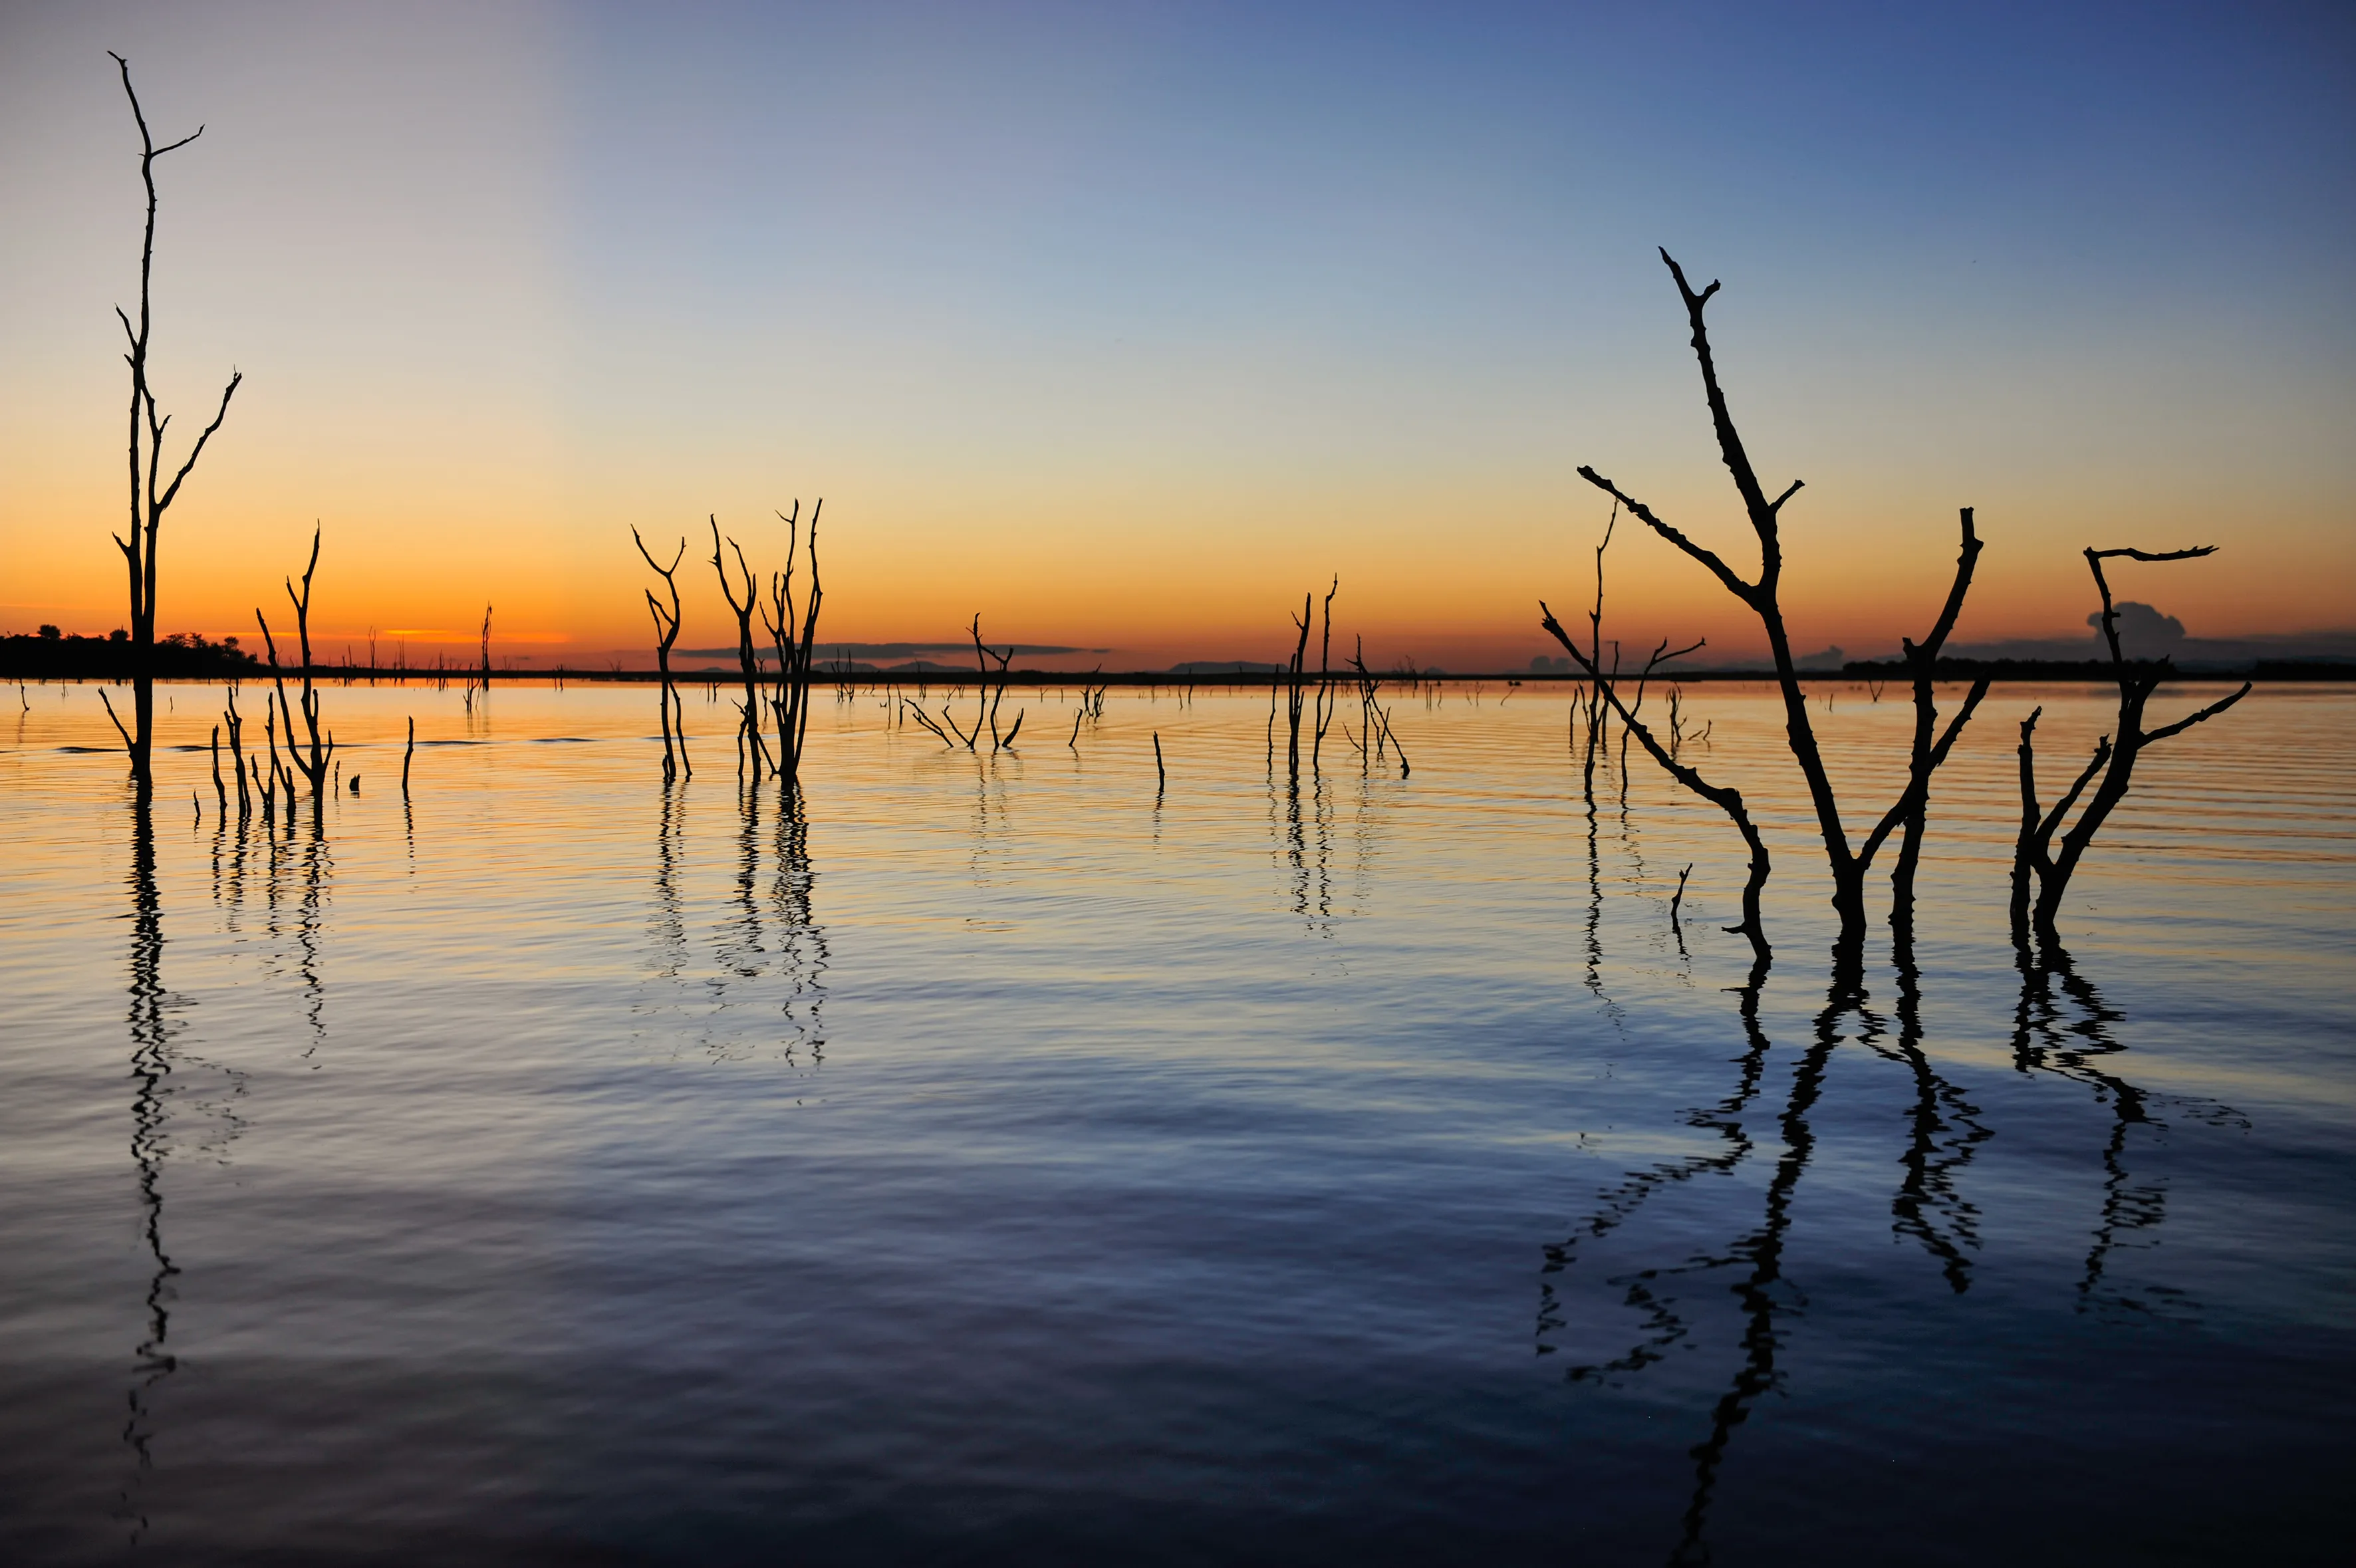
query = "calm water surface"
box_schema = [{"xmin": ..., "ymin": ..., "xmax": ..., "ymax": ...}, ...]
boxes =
[{"xmin": 3, "ymin": 678, "xmax": 2351, "ymax": 1564}]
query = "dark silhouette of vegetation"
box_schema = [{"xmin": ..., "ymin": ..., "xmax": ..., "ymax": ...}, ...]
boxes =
[
  {"xmin": 954, "ymin": 614, "xmax": 1022, "ymax": 751},
  {"xmin": 1577, "ymin": 505, "xmax": 1619, "ymax": 797},
  {"xmin": 253, "ymin": 525, "xmax": 334, "ymax": 815},
  {"xmin": 1343, "ymin": 638, "xmax": 1408, "ymax": 777},
  {"xmin": 1, "ymin": 626, "xmax": 255, "ymax": 680},
  {"xmin": 461, "ymin": 604, "xmax": 492, "ymax": 714},
  {"xmin": 1576, "ymin": 251, "xmax": 1989, "ymax": 954},
  {"xmin": 1539, "ymin": 610, "xmax": 1769, "ymax": 957},
  {"xmin": 633, "ymin": 528, "xmax": 692, "ymax": 781},
  {"xmin": 711, "ymin": 519, "xmax": 773, "ymax": 778},
  {"xmin": 701, "ymin": 507, "xmax": 827, "ymax": 781},
  {"xmin": 225, "ymin": 687, "xmax": 249, "ymax": 817},
  {"xmin": 1310, "ymin": 580, "xmax": 1338, "ymax": 772},
  {"xmin": 1269, "ymin": 579, "xmax": 1356, "ymax": 783},
  {"xmin": 1888, "ymin": 510, "xmax": 1993, "ymax": 948},
  {"xmin": 1281, "ymin": 590, "xmax": 1313, "ymax": 777},
  {"xmin": 2012, "ymin": 546, "xmax": 2250, "ymax": 949},
  {"xmin": 101, "ymin": 53, "xmax": 242, "ymax": 794},
  {"xmin": 760, "ymin": 501, "xmax": 824, "ymax": 781},
  {"xmin": 904, "ymin": 613, "xmax": 1023, "ymax": 753}
]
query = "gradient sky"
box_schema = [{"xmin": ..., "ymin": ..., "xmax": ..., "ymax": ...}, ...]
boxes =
[{"xmin": 3, "ymin": 1, "xmax": 2351, "ymax": 670}]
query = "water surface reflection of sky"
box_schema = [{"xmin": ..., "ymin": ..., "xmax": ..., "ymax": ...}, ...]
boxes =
[{"xmin": 1, "ymin": 680, "xmax": 2348, "ymax": 1563}]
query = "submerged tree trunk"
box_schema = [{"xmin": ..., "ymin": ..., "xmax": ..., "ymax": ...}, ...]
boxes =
[
  {"xmin": 634, "ymin": 528, "xmax": 690, "ymax": 781},
  {"xmin": 255, "ymin": 525, "xmax": 334, "ymax": 821},
  {"xmin": 712, "ymin": 518, "xmax": 771, "ymax": 780},
  {"xmin": 2013, "ymin": 545, "xmax": 2250, "ymax": 950}
]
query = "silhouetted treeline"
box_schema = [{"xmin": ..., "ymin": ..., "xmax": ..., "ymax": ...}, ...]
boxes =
[
  {"xmin": 2, "ymin": 628, "xmax": 258, "ymax": 680},
  {"xmin": 1843, "ymin": 655, "xmax": 2353, "ymax": 682}
]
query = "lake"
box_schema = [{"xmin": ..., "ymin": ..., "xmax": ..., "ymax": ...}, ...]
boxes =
[{"xmin": 3, "ymin": 676, "xmax": 2349, "ymax": 1564}]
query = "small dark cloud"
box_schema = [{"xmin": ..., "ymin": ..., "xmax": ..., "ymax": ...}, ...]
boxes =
[{"xmin": 2090, "ymin": 601, "xmax": 2185, "ymax": 656}]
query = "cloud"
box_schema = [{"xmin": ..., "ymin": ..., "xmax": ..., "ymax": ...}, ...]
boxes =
[{"xmin": 2087, "ymin": 601, "xmax": 2185, "ymax": 656}]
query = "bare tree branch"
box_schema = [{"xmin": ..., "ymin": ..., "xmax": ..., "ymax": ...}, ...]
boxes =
[
  {"xmin": 1575, "ymin": 465, "xmax": 1757, "ymax": 606},
  {"xmin": 2141, "ymin": 682, "xmax": 2250, "ymax": 746},
  {"xmin": 1542, "ymin": 599, "xmax": 1770, "ymax": 956}
]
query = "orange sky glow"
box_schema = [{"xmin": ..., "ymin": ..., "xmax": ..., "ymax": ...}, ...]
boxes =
[{"xmin": 3, "ymin": 5, "xmax": 2348, "ymax": 674}]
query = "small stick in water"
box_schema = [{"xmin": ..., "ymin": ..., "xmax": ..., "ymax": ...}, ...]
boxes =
[
  {"xmin": 402, "ymin": 716, "xmax": 415, "ymax": 793},
  {"xmin": 1670, "ymin": 863, "xmax": 1693, "ymax": 932},
  {"xmin": 1153, "ymin": 731, "xmax": 1165, "ymax": 791}
]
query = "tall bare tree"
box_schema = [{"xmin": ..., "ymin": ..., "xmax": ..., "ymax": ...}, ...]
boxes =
[
  {"xmin": 99, "ymin": 54, "xmax": 241, "ymax": 791},
  {"xmin": 1578, "ymin": 251, "xmax": 1988, "ymax": 952}
]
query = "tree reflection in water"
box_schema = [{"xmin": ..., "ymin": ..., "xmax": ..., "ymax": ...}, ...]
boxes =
[
  {"xmin": 119, "ymin": 789, "xmax": 255, "ymax": 1544},
  {"xmin": 1539, "ymin": 938, "xmax": 2239, "ymax": 1563},
  {"xmin": 2011, "ymin": 943, "xmax": 2246, "ymax": 1320},
  {"xmin": 118, "ymin": 789, "xmax": 176, "ymax": 1543},
  {"xmin": 654, "ymin": 779, "xmax": 828, "ymax": 1064}
]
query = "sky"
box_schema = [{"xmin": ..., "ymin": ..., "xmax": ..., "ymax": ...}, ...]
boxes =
[{"xmin": 2, "ymin": 0, "xmax": 2351, "ymax": 671}]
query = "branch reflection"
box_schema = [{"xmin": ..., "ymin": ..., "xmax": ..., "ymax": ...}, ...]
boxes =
[
  {"xmin": 2012, "ymin": 942, "xmax": 2244, "ymax": 1319},
  {"xmin": 1541, "ymin": 936, "xmax": 2228, "ymax": 1562},
  {"xmin": 662, "ymin": 780, "xmax": 829, "ymax": 1063},
  {"xmin": 1272, "ymin": 777, "xmax": 1334, "ymax": 936}
]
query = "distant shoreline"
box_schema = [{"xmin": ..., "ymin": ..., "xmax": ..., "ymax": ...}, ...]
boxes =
[{"xmin": 8, "ymin": 662, "xmax": 2346, "ymax": 687}]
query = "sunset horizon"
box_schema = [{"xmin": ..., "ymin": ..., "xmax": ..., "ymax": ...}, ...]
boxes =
[
  {"xmin": 4, "ymin": 5, "xmax": 2349, "ymax": 1564},
  {"xmin": 5, "ymin": 5, "xmax": 2349, "ymax": 676}
]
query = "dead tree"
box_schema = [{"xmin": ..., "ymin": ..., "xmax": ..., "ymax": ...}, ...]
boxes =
[
  {"xmin": 1310, "ymin": 578, "xmax": 1338, "ymax": 771},
  {"xmin": 710, "ymin": 517, "xmax": 772, "ymax": 779},
  {"xmin": 632, "ymin": 527, "xmax": 691, "ymax": 781},
  {"xmin": 1541, "ymin": 606, "xmax": 1769, "ymax": 958},
  {"xmin": 941, "ymin": 615, "xmax": 1023, "ymax": 752},
  {"xmin": 904, "ymin": 700, "xmax": 958, "ymax": 749},
  {"xmin": 1578, "ymin": 251, "xmax": 1988, "ymax": 950},
  {"xmin": 222, "ymin": 686, "xmax": 249, "ymax": 817},
  {"xmin": 1283, "ymin": 593, "xmax": 1313, "ymax": 779},
  {"xmin": 758, "ymin": 501, "xmax": 823, "ymax": 782},
  {"xmin": 1888, "ymin": 510, "xmax": 1992, "ymax": 944},
  {"xmin": 461, "ymin": 603, "xmax": 492, "ymax": 714},
  {"xmin": 1344, "ymin": 638, "xmax": 1409, "ymax": 778},
  {"xmin": 254, "ymin": 525, "xmax": 334, "ymax": 810},
  {"xmin": 1582, "ymin": 504, "xmax": 1619, "ymax": 795},
  {"xmin": 94, "ymin": 55, "xmax": 242, "ymax": 793},
  {"xmin": 2012, "ymin": 545, "xmax": 2250, "ymax": 948}
]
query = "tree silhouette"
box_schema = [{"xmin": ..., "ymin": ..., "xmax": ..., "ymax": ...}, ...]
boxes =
[
  {"xmin": 2012, "ymin": 546, "xmax": 2250, "ymax": 948},
  {"xmin": 1577, "ymin": 251, "xmax": 1987, "ymax": 954},
  {"xmin": 98, "ymin": 54, "xmax": 241, "ymax": 793}
]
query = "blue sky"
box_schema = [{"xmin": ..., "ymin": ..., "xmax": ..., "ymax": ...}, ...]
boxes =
[{"xmin": 3, "ymin": 1, "xmax": 2349, "ymax": 663}]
